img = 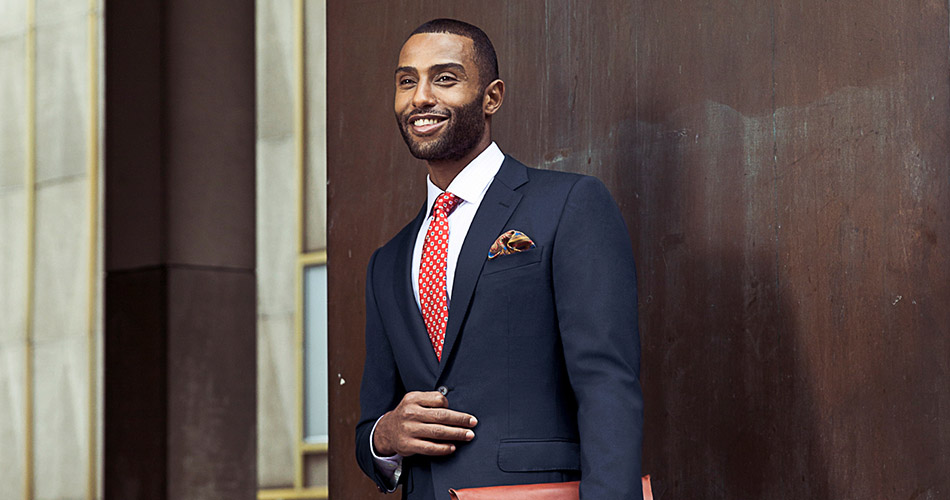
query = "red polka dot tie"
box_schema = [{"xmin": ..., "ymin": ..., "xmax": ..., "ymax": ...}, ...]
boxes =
[{"xmin": 420, "ymin": 192, "xmax": 462, "ymax": 361}]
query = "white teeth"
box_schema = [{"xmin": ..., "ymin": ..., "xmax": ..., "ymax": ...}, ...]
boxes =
[{"xmin": 413, "ymin": 118, "xmax": 441, "ymax": 126}]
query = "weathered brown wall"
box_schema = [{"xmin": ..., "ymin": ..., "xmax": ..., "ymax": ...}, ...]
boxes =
[
  {"xmin": 327, "ymin": 1, "xmax": 950, "ymax": 498},
  {"xmin": 105, "ymin": 0, "xmax": 257, "ymax": 498}
]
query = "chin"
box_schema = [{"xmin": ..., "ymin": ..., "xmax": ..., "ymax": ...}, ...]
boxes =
[{"xmin": 406, "ymin": 136, "xmax": 451, "ymax": 161}]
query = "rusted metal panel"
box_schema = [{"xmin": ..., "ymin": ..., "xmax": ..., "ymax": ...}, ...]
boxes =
[
  {"xmin": 328, "ymin": 1, "xmax": 950, "ymax": 498},
  {"xmin": 769, "ymin": 1, "xmax": 950, "ymax": 497}
]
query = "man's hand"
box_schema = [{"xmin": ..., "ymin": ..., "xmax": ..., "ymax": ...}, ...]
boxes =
[{"xmin": 373, "ymin": 391, "xmax": 477, "ymax": 457}]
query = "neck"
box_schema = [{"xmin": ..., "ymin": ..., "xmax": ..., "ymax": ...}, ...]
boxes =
[{"xmin": 426, "ymin": 135, "xmax": 492, "ymax": 191}]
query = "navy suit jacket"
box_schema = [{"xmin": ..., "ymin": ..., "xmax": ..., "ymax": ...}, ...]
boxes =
[{"xmin": 356, "ymin": 156, "xmax": 643, "ymax": 499}]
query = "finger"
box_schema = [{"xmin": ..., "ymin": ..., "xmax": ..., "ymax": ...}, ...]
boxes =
[
  {"xmin": 423, "ymin": 407, "xmax": 478, "ymax": 427},
  {"xmin": 406, "ymin": 391, "xmax": 450, "ymax": 408},
  {"xmin": 403, "ymin": 438, "xmax": 457, "ymax": 457},
  {"xmin": 416, "ymin": 423, "xmax": 476, "ymax": 442}
]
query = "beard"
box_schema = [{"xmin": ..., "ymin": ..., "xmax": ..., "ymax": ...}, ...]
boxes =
[{"xmin": 397, "ymin": 96, "xmax": 485, "ymax": 162}]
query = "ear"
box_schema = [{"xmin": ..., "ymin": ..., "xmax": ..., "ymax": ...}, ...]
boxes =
[{"xmin": 482, "ymin": 79, "xmax": 505, "ymax": 116}]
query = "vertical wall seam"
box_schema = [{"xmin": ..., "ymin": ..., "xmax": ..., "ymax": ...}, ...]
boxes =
[
  {"xmin": 633, "ymin": 4, "xmax": 639, "ymax": 160},
  {"xmin": 585, "ymin": 2, "xmax": 592, "ymax": 174},
  {"xmin": 542, "ymin": 0, "xmax": 549, "ymax": 164},
  {"xmin": 293, "ymin": 0, "xmax": 307, "ymax": 489},
  {"xmin": 158, "ymin": 0, "xmax": 168, "ymax": 266},
  {"xmin": 295, "ymin": 0, "xmax": 307, "ymax": 257},
  {"xmin": 24, "ymin": 0, "xmax": 37, "ymax": 498},
  {"xmin": 85, "ymin": 0, "xmax": 100, "ymax": 498},
  {"xmin": 769, "ymin": 1, "xmax": 782, "ymax": 311}
]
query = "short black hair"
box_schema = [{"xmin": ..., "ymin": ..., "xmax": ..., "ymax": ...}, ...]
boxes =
[{"xmin": 409, "ymin": 18, "xmax": 499, "ymax": 88}]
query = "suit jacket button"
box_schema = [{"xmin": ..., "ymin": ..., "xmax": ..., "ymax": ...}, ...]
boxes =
[{"xmin": 437, "ymin": 386, "xmax": 449, "ymax": 396}]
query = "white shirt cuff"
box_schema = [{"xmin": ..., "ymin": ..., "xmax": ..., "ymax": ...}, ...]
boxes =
[{"xmin": 370, "ymin": 416, "xmax": 403, "ymax": 492}]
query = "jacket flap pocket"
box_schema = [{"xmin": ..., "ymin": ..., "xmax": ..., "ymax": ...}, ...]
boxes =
[{"xmin": 497, "ymin": 439, "xmax": 580, "ymax": 472}]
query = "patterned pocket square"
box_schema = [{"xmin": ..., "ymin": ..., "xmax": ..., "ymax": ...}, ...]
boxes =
[{"xmin": 488, "ymin": 230, "xmax": 536, "ymax": 259}]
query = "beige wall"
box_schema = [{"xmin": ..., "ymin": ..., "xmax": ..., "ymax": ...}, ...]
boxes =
[
  {"xmin": 256, "ymin": 0, "xmax": 299, "ymax": 487},
  {"xmin": 1, "ymin": 0, "xmax": 327, "ymax": 497},
  {"xmin": 256, "ymin": 0, "xmax": 328, "ymax": 495},
  {"xmin": 0, "ymin": 0, "xmax": 103, "ymax": 499}
]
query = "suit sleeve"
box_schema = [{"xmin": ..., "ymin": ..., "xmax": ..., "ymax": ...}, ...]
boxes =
[
  {"xmin": 355, "ymin": 249, "xmax": 407, "ymax": 491},
  {"xmin": 552, "ymin": 175, "xmax": 644, "ymax": 499}
]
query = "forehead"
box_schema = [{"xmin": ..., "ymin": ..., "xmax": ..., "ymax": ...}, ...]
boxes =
[{"xmin": 397, "ymin": 32, "xmax": 476, "ymax": 71}]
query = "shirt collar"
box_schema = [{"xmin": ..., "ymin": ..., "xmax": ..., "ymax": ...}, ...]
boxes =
[{"xmin": 425, "ymin": 142, "xmax": 505, "ymax": 215}]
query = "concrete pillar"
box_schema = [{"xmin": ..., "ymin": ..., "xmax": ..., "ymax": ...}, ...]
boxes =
[{"xmin": 103, "ymin": 1, "xmax": 256, "ymax": 499}]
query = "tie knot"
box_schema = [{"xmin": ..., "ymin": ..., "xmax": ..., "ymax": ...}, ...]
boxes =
[{"xmin": 433, "ymin": 192, "xmax": 462, "ymax": 217}]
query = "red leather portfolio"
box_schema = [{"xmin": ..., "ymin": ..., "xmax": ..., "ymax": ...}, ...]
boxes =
[{"xmin": 449, "ymin": 475, "xmax": 653, "ymax": 499}]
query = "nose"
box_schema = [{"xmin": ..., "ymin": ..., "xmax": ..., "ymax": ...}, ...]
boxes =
[{"xmin": 411, "ymin": 80, "xmax": 436, "ymax": 109}]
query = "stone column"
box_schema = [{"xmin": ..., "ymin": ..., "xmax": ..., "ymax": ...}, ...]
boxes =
[{"xmin": 103, "ymin": 1, "xmax": 256, "ymax": 499}]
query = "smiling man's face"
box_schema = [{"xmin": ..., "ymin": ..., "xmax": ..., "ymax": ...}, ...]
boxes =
[{"xmin": 394, "ymin": 32, "xmax": 487, "ymax": 162}]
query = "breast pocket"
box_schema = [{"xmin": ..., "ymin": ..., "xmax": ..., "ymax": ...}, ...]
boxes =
[{"xmin": 481, "ymin": 246, "xmax": 543, "ymax": 276}]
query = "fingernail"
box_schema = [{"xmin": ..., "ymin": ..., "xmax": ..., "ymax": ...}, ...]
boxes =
[
  {"xmin": 465, "ymin": 430, "xmax": 475, "ymax": 439},
  {"xmin": 449, "ymin": 445, "xmax": 456, "ymax": 452},
  {"xmin": 470, "ymin": 417, "xmax": 478, "ymax": 426}
]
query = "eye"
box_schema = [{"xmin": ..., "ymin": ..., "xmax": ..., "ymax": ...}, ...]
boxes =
[
  {"xmin": 397, "ymin": 76, "xmax": 416, "ymax": 87},
  {"xmin": 435, "ymin": 74, "xmax": 458, "ymax": 84}
]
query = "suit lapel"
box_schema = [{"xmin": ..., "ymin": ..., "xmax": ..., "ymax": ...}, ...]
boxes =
[
  {"xmin": 394, "ymin": 203, "xmax": 440, "ymax": 378},
  {"xmin": 437, "ymin": 156, "xmax": 529, "ymax": 379}
]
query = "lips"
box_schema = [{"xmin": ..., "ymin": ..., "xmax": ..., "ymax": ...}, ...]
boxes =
[{"xmin": 407, "ymin": 113, "xmax": 449, "ymax": 135}]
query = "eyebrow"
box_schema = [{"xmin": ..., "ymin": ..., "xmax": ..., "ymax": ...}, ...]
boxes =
[
  {"xmin": 394, "ymin": 62, "xmax": 467, "ymax": 77},
  {"xmin": 429, "ymin": 63, "xmax": 466, "ymax": 75}
]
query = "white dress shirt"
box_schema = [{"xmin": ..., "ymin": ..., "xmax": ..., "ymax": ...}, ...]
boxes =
[
  {"xmin": 371, "ymin": 142, "xmax": 506, "ymax": 491},
  {"xmin": 410, "ymin": 142, "xmax": 505, "ymax": 309}
]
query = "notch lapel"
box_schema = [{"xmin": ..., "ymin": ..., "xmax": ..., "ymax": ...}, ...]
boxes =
[
  {"xmin": 394, "ymin": 203, "xmax": 440, "ymax": 378},
  {"xmin": 437, "ymin": 157, "xmax": 529, "ymax": 379}
]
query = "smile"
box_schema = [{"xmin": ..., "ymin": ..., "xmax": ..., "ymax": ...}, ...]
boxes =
[
  {"xmin": 408, "ymin": 114, "xmax": 448, "ymax": 135},
  {"xmin": 413, "ymin": 118, "xmax": 443, "ymax": 126}
]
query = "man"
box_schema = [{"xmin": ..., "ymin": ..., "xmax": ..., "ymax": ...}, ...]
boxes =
[{"xmin": 356, "ymin": 18, "xmax": 643, "ymax": 499}]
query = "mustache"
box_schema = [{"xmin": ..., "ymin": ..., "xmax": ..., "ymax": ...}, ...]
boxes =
[{"xmin": 404, "ymin": 107, "xmax": 451, "ymax": 121}]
